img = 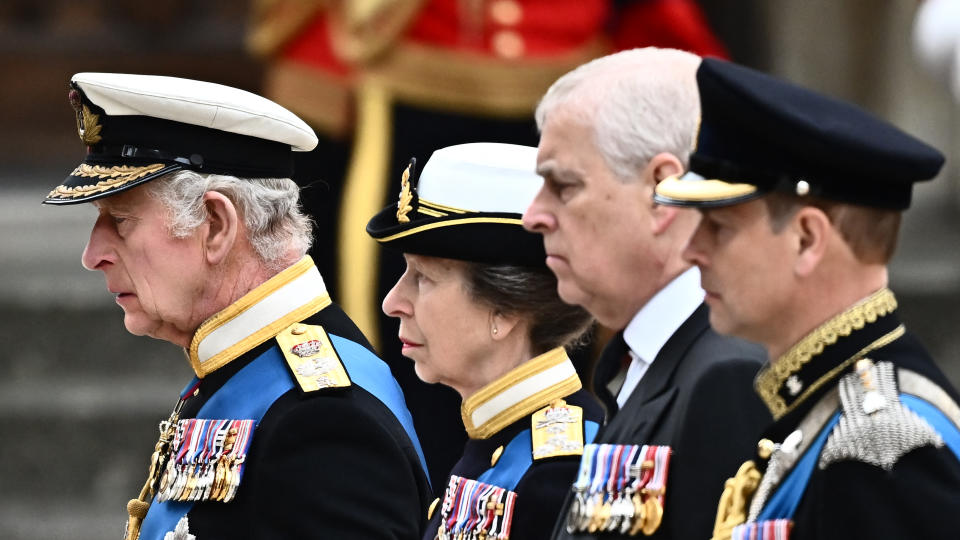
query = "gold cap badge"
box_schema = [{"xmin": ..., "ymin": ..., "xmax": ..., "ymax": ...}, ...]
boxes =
[
  {"xmin": 396, "ymin": 158, "xmax": 416, "ymax": 223},
  {"xmin": 69, "ymin": 89, "xmax": 102, "ymax": 146}
]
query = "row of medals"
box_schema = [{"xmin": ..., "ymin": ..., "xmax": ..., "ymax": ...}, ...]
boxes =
[
  {"xmin": 155, "ymin": 419, "xmax": 252, "ymax": 503},
  {"xmin": 566, "ymin": 445, "xmax": 667, "ymax": 536},
  {"xmin": 568, "ymin": 486, "xmax": 663, "ymax": 536},
  {"xmin": 436, "ymin": 475, "xmax": 516, "ymax": 540}
]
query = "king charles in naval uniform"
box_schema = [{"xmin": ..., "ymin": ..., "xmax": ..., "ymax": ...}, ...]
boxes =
[{"xmin": 45, "ymin": 73, "xmax": 431, "ymax": 540}]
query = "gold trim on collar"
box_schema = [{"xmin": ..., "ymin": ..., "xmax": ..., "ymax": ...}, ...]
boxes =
[
  {"xmin": 187, "ymin": 257, "xmax": 332, "ymax": 378},
  {"xmin": 461, "ymin": 347, "xmax": 582, "ymax": 439},
  {"xmin": 47, "ymin": 163, "xmax": 167, "ymax": 199},
  {"xmin": 755, "ymin": 288, "xmax": 898, "ymax": 418},
  {"xmin": 376, "ymin": 217, "xmax": 523, "ymax": 243}
]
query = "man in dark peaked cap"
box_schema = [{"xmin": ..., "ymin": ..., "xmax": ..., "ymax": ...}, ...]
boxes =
[
  {"xmin": 655, "ymin": 57, "xmax": 960, "ymax": 540},
  {"xmin": 45, "ymin": 73, "xmax": 430, "ymax": 539}
]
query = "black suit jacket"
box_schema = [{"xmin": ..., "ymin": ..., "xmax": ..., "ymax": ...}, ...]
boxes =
[{"xmin": 552, "ymin": 304, "xmax": 770, "ymax": 540}]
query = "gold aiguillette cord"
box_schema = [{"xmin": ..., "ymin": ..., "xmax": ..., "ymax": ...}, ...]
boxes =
[{"xmin": 124, "ymin": 397, "xmax": 188, "ymax": 540}]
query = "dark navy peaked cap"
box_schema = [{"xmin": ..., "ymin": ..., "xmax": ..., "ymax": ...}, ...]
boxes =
[{"xmin": 655, "ymin": 58, "xmax": 945, "ymax": 210}]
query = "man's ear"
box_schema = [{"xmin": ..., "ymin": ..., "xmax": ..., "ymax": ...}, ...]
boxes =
[
  {"xmin": 792, "ymin": 206, "xmax": 831, "ymax": 277},
  {"xmin": 201, "ymin": 191, "xmax": 239, "ymax": 265},
  {"xmin": 645, "ymin": 152, "xmax": 685, "ymax": 235}
]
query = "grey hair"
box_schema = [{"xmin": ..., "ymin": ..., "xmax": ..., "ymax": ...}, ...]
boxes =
[
  {"xmin": 146, "ymin": 170, "xmax": 313, "ymax": 270},
  {"xmin": 536, "ymin": 47, "xmax": 702, "ymax": 181}
]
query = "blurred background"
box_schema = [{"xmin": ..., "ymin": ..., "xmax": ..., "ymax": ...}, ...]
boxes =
[{"xmin": 0, "ymin": 1, "xmax": 957, "ymax": 538}]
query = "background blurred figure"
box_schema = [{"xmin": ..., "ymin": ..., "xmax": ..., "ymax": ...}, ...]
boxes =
[
  {"xmin": 913, "ymin": 0, "xmax": 960, "ymax": 101},
  {"xmin": 246, "ymin": 0, "xmax": 730, "ymax": 487},
  {"xmin": 370, "ymin": 142, "xmax": 600, "ymax": 539}
]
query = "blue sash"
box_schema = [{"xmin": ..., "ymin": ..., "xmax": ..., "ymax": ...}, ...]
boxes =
[
  {"xmin": 477, "ymin": 421, "xmax": 600, "ymax": 491},
  {"xmin": 755, "ymin": 412, "xmax": 840, "ymax": 522},
  {"xmin": 329, "ymin": 334, "xmax": 429, "ymax": 477},
  {"xmin": 139, "ymin": 335, "xmax": 427, "ymax": 539},
  {"xmin": 902, "ymin": 394, "xmax": 960, "ymax": 458}
]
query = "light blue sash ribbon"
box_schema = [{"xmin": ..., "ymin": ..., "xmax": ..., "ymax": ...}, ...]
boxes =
[
  {"xmin": 139, "ymin": 335, "xmax": 427, "ymax": 539},
  {"xmin": 477, "ymin": 420, "xmax": 600, "ymax": 492}
]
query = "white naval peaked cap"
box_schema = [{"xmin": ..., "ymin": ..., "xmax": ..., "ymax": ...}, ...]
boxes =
[
  {"xmin": 416, "ymin": 142, "xmax": 542, "ymax": 213},
  {"xmin": 45, "ymin": 72, "xmax": 318, "ymax": 205},
  {"xmin": 365, "ymin": 142, "xmax": 548, "ymax": 267},
  {"xmin": 71, "ymin": 72, "xmax": 318, "ymax": 151}
]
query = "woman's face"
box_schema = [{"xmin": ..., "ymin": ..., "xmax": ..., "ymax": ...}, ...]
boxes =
[{"xmin": 382, "ymin": 254, "xmax": 498, "ymax": 397}]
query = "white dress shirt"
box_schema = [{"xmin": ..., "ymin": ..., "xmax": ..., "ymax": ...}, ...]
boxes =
[{"xmin": 616, "ymin": 267, "xmax": 705, "ymax": 408}]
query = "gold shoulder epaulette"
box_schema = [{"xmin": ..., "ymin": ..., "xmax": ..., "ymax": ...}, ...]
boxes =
[
  {"xmin": 276, "ymin": 323, "xmax": 351, "ymax": 393},
  {"xmin": 531, "ymin": 399, "xmax": 585, "ymax": 461}
]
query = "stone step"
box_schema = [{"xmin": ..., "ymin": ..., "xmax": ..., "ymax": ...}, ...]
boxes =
[
  {"xmin": 0, "ymin": 304, "xmax": 191, "ymax": 380},
  {"xmin": 0, "ymin": 407, "xmax": 166, "ymax": 504},
  {"xmin": 0, "ymin": 501, "xmax": 119, "ymax": 540}
]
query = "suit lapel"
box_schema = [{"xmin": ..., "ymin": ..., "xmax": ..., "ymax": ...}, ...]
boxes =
[{"xmin": 602, "ymin": 304, "xmax": 711, "ymax": 442}]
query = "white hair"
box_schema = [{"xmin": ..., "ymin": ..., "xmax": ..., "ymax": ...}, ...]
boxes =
[
  {"xmin": 535, "ymin": 47, "xmax": 702, "ymax": 180},
  {"xmin": 147, "ymin": 170, "xmax": 313, "ymax": 270}
]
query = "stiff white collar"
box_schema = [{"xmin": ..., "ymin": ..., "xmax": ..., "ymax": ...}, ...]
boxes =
[
  {"xmin": 623, "ymin": 267, "xmax": 704, "ymax": 364},
  {"xmin": 461, "ymin": 347, "xmax": 581, "ymax": 439},
  {"xmin": 188, "ymin": 256, "xmax": 331, "ymax": 378}
]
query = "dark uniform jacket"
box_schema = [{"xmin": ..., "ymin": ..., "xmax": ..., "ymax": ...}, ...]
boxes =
[
  {"xmin": 552, "ymin": 303, "xmax": 770, "ymax": 540},
  {"xmin": 714, "ymin": 288, "xmax": 960, "ymax": 540},
  {"xmin": 134, "ymin": 257, "xmax": 431, "ymax": 540},
  {"xmin": 424, "ymin": 348, "xmax": 604, "ymax": 540}
]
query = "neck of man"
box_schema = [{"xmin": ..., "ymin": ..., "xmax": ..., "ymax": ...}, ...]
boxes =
[
  {"xmin": 766, "ymin": 263, "xmax": 889, "ymax": 361},
  {"xmin": 169, "ymin": 247, "xmax": 297, "ymax": 349}
]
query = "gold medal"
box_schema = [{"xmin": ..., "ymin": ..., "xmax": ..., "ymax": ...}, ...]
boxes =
[
  {"xmin": 642, "ymin": 497, "xmax": 663, "ymax": 535},
  {"xmin": 629, "ymin": 493, "xmax": 646, "ymax": 536},
  {"xmin": 599, "ymin": 499, "xmax": 613, "ymax": 531}
]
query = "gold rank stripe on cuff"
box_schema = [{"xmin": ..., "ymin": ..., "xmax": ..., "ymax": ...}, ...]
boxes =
[
  {"xmin": 188, "ymin": 256, "xmax": 333, "ymax": 378},
  {"xmin": 462, "ymin": 347, "xmax": 582, "ymax": 440},
  {"xmin": 754, "ymin": 288, "xmax": 899, "ymax": 419}
]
